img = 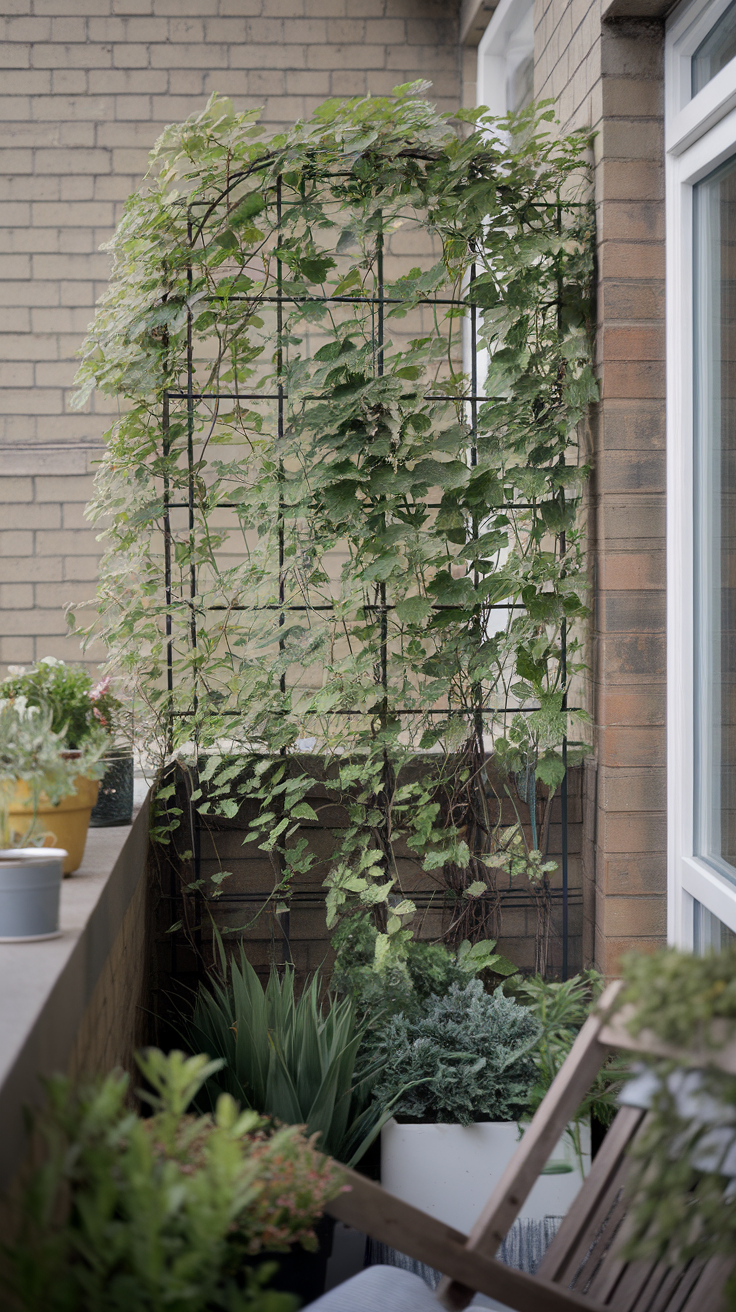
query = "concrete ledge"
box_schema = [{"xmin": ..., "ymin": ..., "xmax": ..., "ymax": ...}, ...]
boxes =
[
  {"xmin": 0, "ymin": 796, "xmax": 150, "ymax": 1191},
  {"xmin": 601, "ymin": 0, "xmax": 675, "ymax": 18},
  {"xmin": 460, "ymin": 0, "xmax": 498, "ymax": 47}
]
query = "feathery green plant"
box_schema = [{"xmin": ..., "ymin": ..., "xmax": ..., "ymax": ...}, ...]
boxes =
[
  {"xmin": 369, "ymin": 978, "xmax": 541, "ymax": 1125},
  {"xmin": 186, "ymin": 947, "xmax": 397, "ymax": 1166}
]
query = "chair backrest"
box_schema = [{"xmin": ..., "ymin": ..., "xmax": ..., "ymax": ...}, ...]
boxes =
[
  {"xmin": 536, "ymin": 1104, "xmax": 731, "ymax": 1311},
  {"xmin": 326, "ymin": 980, "xmax": 734, "ymax": 1312}
]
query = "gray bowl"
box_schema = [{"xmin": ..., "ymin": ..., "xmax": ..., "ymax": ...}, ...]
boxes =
[{"xmin": 0, "ymin": 849, "xmax": 66, "ymax": 942}]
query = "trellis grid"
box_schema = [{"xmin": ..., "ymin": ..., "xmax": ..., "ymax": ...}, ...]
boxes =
[{"xmin": 159, "ymin": 157, "xmax": 577, "ymax": 983}]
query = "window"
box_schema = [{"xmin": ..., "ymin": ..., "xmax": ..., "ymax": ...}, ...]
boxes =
[
  {"xmin": 667, "ymin": 0, "xmax": 736, "ymax": 947},
  {"xmin": 693, "ymin": 155, "xmax": 736, "ymax": 881},
  {"xmin": 476, "ymin": 0, "xmax": 534, "ymax": 118},
  {"xmin": 693, "ymin": 897, "xmax": 736, "ymax": 950},
  {"xmin": 693, "ymin": 0, "xmax": 736, "ymax": 95}
]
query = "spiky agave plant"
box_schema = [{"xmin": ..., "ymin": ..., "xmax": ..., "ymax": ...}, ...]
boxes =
[{"xmin": 184, "ymin": 946, "xmax": 399, "ymax": 1168}]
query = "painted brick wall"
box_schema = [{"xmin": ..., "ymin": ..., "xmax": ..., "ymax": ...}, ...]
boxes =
[
  {"xmin": 0, "ymin": 0, "xmax": 460, "ymax": 675},
  {"xmin": 532, "ymin": 1, "xmax": 667, "ymax": 974}
]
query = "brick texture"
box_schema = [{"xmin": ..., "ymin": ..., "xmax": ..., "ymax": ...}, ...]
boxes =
[
  {"xmin": 67, "ymin": 855, "xmax": 150, "ymax": 1081},
  {"xmin": 0, "ymin": 0, "xmax": 460, "ymax": 674},
  {"xmin": 532, "ymin": 1, "xmax": 666, "ymax": 973}
]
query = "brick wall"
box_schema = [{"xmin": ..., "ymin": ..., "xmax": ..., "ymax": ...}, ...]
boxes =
[
  {"xmin": 0, "ymin": 0, "xmax": 461, "ymax": 675},
  {"xmin": 530, "ymin": 1, "xmax": 667, "ymax": 973},
  {"xmin": 1, "ymin": 448, "xmax": 104, "ymax": 667},
  {"xmin": 67, "ymin": 849, "xmax": 150, "ymax": 1081}
]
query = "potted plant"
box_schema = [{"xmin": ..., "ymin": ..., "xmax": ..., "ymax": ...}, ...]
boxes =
[
  {"xmin": 0, "ymin": 697, "xmax": 104, "ymax": 937},
  {"xmin": 185, "ymin": 945, "xmax": 399, "ymax": 1172},
  {"xmin": 0, "ymin": 692, "xmax": 106, "ymax": 880},
  {"xmin": 1, "ymin": 658, "xmax": 132, "ymax": 843},
  {"xmin": 2, "ymin": 1046, "xmax": 342, "ymax": 1310},
  {"xmin": 364, "ymin": 977, "xmax": 590, "ymax": 1239}
]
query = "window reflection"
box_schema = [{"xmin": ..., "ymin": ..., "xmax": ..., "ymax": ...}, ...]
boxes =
[
  {"xmin": 694, "ymin": 154, "xmax": 736, "ymax": 876},
  {"xmin": 693, "ymin": 898, "xmax": 736, "ymax": 951},
  {"xmin": 692, "ymin": 0, "xmax": 736, "ymax": 96}
]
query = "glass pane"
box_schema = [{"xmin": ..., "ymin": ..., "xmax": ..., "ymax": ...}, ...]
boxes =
[
  {"xmin": 693, "ymin": 154, "xmax": 736, "ymax": 877},
  {"xmin": 692, "ymin": 0, "xmax": 736, "ymax": 96},
  {"xmin": 507, "ymin": 54, "xmax": 533, "ymax": 113},
  {"xmin": 693, "ymin": 898, "xmax": 736, "ymax": 951}
]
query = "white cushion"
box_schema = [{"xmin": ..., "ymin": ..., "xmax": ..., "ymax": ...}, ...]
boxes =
[{"xmin": 303, "ymin": 1265, "xmax": 441, "ymax": 1312}]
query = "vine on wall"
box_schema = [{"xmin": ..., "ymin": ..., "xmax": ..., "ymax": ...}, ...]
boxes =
[{"xmin": 73, "ymin": 86, "xmax": 597, "ymax": 964}]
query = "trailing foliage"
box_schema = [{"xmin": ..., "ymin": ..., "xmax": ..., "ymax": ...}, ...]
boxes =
[
  {"xmin": 2, "ymin": 1048, "xmax": 341, "ymax": 1312},
  {"xmin": 369, "ymin": 978, "xmax": 541, "ymax": 1124},
  {"xmin": 72, "ymin": 85, "xmax": 596, "ymax": 953},
  {"xmin": 185, "ymin": 946, "xmax": 394, "ymax": 1167},
  {"xmin": 613, "ymin": 950, "xmax": 736, "ymax": 1307}
]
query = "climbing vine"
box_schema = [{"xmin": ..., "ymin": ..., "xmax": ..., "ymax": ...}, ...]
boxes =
[{"xmin": 72, "ymin": 86, "xmax": 596, "ymax": 961}]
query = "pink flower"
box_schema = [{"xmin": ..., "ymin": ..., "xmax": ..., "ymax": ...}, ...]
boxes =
[{"xmin": 89, "ymin": 676, "xmax": 111, "ymax": 702}]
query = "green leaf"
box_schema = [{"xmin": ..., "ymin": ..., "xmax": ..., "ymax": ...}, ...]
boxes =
[
  {"xmin": 230, "ymin": 191, "xmax": 266, "ymax": 224},
  {"xmin": 291, "ymin": 801, "xmax": 319, "ymax": 822},
  {"xmin": 394, "ymin": 595, "xmax": 432, "ymax": 624},
  {"xmin": 463, "ymin": 880, "xmax": 487, "ymax": 898}
]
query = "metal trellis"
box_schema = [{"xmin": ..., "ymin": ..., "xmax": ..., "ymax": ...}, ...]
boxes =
[{"xmin": 159, "ymin": 160, "xmax": 576, "ymax": 986}]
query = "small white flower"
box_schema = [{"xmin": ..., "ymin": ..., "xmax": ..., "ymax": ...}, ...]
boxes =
[
  {"xmin": 39, "ymin": 656, "xmax": 64, "ymax": 667},
  {"xmin": 6, "ymin": 666, "xmax": 27, "ymax": 677}
]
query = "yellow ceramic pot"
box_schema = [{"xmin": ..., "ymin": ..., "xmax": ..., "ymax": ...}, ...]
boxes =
[{"xmin": 7, "ymin": 777, "xmax": 99, "ymax": 875}]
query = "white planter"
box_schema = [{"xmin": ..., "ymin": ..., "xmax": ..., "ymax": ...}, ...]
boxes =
[
  {"xmin": 0, "ymin": 848, "xmax": 67, "ymax": 941},
  {"xmin": 380, "ymin": 1118, "xmax": 590, "ymax": 1235}
]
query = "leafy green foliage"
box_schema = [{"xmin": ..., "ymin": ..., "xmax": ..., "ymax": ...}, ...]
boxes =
[
  {"xmin": 621, "ymin": 946, "xmax": 736, "ymax": 1047},
  {"xmin": 510, "ymin": 971, "xmax": 623, "ymax": 1168},
  {"xmin": 2, "ymin": 1048, "xmax": 342, "ymax": 1312},
  {"xmin": 614, "ymin": 950, "xmax": 736, "ymax": 1308},
  {"xmin": 1, "ymin": 658, "xmax": 120, "ymax": 750},
  {"xmin": 331, "ymin": 912, "xmax": 517, "ymax": 1041},
  {"xmin": 71, "ymin": 86, "xmax": 595, "ymax": 953},
  {"xmin": 185, "ymin": 947, "xmax": 394, "ymax": 1167},
  {"xmin": 370, "ymin": 979, "xmax": 541, "ymax": 1125}
]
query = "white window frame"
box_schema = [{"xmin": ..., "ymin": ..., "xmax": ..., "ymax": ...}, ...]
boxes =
[
  {"xmin": 476, "ymin": 0, "xmax": 534, "ymax": 117},
  {"xmin": 667, "ymin": 0, "xmax": 736, "ymax": 946}
]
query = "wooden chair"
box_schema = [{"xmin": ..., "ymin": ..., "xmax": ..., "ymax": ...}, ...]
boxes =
[{"xmin": 313, "ymin": 980, "xmax": 734, "ymax": 1312}]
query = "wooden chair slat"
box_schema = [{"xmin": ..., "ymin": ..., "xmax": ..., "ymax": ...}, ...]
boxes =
[
  {"xmin": 538, "ymin": 1106, "xmax": 645, "ymax": 1285},
  {"xmin": 598, "ymin": 1011, "xmax": 736, "ymax": 1077},
  {"xmin": 602, "ymin": 1252, "xmax": 666, "ymax": 1312},
  {"xmin": 677, "ymin": 1254, "xmax": 732, "ymax": 1312},
  {"xmin": 325, "ymin": 1168, "xmax": 606, "ymax": 1312},
  {"xmin": 570, "ymin": 1204, "xmax": 633, "ymax": 1304},
  {"xmin": 624, "ymin": 1260, "xmax": 691, "ymax": 1312},
  {"xmin": 644, "ymin": 1261, "xmax": 709, "ymax": 1312}
]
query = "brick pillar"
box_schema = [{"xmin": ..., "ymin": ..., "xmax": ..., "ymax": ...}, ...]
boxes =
[
  {"xmin": 593, "ymin": 18, "xmax": 667, "ymax": 973},
  {"xmin": 530, "ymin": 2, "xmax": 667, "ymax": 973}
]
